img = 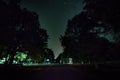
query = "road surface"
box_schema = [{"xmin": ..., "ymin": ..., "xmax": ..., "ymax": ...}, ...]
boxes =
[{"xmin": 0, "ymin": 64, "xmax": 120, "ymax": 80}]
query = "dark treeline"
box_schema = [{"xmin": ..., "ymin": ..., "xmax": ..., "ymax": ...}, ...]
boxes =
[
  {"xmin": 0, "ymin": 0, "xmax": 120, "ymax": 64},
  {"xmin": 57, "ymin": 0, "xmax": 120, "ymax": 64},
  {"xmin": 0, "ymin": 0, "xmax": 54, "ymax": 64}
]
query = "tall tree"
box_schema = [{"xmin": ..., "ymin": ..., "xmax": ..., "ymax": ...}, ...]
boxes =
[
  {"xmin": 83, "ymin": 0, "xmax": 120, "ymax": 62},
  {"xmin": 60, "ymin": 0, "xmax": 119, "ymax": 63},
  {"xmin": 0, "ymin": 0, "xmax": 49, "ymax": 64}
]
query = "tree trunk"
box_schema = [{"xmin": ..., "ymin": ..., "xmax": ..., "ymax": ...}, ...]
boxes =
[{"xmin": 9, "ymin": 54, "xmax": 15, "ymax": 64}]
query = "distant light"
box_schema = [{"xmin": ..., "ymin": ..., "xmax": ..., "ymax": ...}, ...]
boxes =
[
  {"xmin": 68, "ymin": 58, "xmax": 73, "ymax": 64},
  {"xmin": 13, "ymin": 60, "xmax": 18, "ymax": 64},
  {"xmin": 46, "ymin": 59, "xmax": 50, "ymax": 62},
  {"xmin": 44, "ymin": 59, "xmax": 51, "ymax": 64},
  {"xmin": 0, "ymin": 58, "xmax": 6, "ymax": 64}
]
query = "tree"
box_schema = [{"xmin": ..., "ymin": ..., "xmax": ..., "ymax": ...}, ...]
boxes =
[
  {"xmin": 44, "ymin": 48, "xmax": 55, "ymax": 63},
  {"xmin": 83, "ymin": 0, "xmax": 120, "ymax": 41},
  {"xmin": 60, "ymin": 0, "xmax": 119, "ymax": 63},
  {"xmin": 82, "ymin": 0, "xmax": 120, "ymax": 62},
  {"xmin": 0, "ymin": 0, "xmax": 50, "ymax": 64},
  {"xmin": 60, "ymin": 0, "xmax": 120, "ymax": 62}
]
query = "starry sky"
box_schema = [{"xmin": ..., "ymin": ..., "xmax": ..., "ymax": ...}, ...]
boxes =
[{"xmin": 21, "ymin": 0, "xmax": 83, "ymax": 58}]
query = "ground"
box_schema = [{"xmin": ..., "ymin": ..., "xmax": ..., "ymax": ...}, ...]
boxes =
[{"xmin": 0, "ymin": 64, "xmax": 120, "ymax": 80}]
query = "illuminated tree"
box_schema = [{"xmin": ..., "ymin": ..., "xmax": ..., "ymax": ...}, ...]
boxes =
[
  {"xmin": 14, "ymin": 51, "xmax": 27, "ymax": 64},
  {"xmin": 0, "ymin": 0, "xmax": 49, "ymax": 64}
]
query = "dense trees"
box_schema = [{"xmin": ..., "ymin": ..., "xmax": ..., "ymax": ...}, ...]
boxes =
[
  {"xmin": 83, "ymin": 0, "xmax": 120, "ymax": 41},
  {"xmin": 59, "ymin": 0, "xmax": 120, "ymax": 63},
  {"xmin": 0, "ymin": 0, "xmax": 53, "ymax": 64},
  {"xmin": 1, "ymin": 0, "xmax": 120, "ymax": 64}
]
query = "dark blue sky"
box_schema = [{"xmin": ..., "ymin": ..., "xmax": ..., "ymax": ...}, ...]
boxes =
[{"xmin": 21, "ymin": 0, "xmax": 83, "ymax": 58}]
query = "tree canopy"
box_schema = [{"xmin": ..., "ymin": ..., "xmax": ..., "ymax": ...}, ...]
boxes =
[
  {"xmin": 59, "ymin": 0, "xmax": 120, "ymax": 63},
  {"xmin": 0, "ymin": 0, "xmax": 52, "ymax": 64}
]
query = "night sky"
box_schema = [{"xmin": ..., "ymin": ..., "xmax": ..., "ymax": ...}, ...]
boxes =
[{"xmin": 21, "ymin": 0, "xmax": 83, "ymax": 58}]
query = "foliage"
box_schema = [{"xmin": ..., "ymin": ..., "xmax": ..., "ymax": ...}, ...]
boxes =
[
  {"xmin": 0, "ymin": 0, "xmax": 50, "ymax": 64},
  {"xmin": 83, "ymin": 0, "xmax": 120, "ymax": 41},
  {"xmin": 59, "ymin": 0, "xmax": 120, "ymax": 63}
]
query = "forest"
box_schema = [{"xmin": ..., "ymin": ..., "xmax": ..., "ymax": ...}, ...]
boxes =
[{"xmin": 0, "ymin": 0, "xmax": 120, "ymax": 65}]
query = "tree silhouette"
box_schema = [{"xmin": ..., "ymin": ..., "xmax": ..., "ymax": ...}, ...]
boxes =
[
  {"xmin": 83, "ymin": 0, "xmax": 120, "ymax": 62},
  {"xmin": 0, "ymin": 0, "xmax": 49, "ymax": 64},
  {"xmin": 83, "ymin": 0, "xmax": 120, "ymax": 41},
  {"xmin": 44, "ymin": 48, "xmax": 55, "ymax": 63},
  {"xmin": 59, "ymin": 0, "xmax": 120, "ymax": 63}
]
